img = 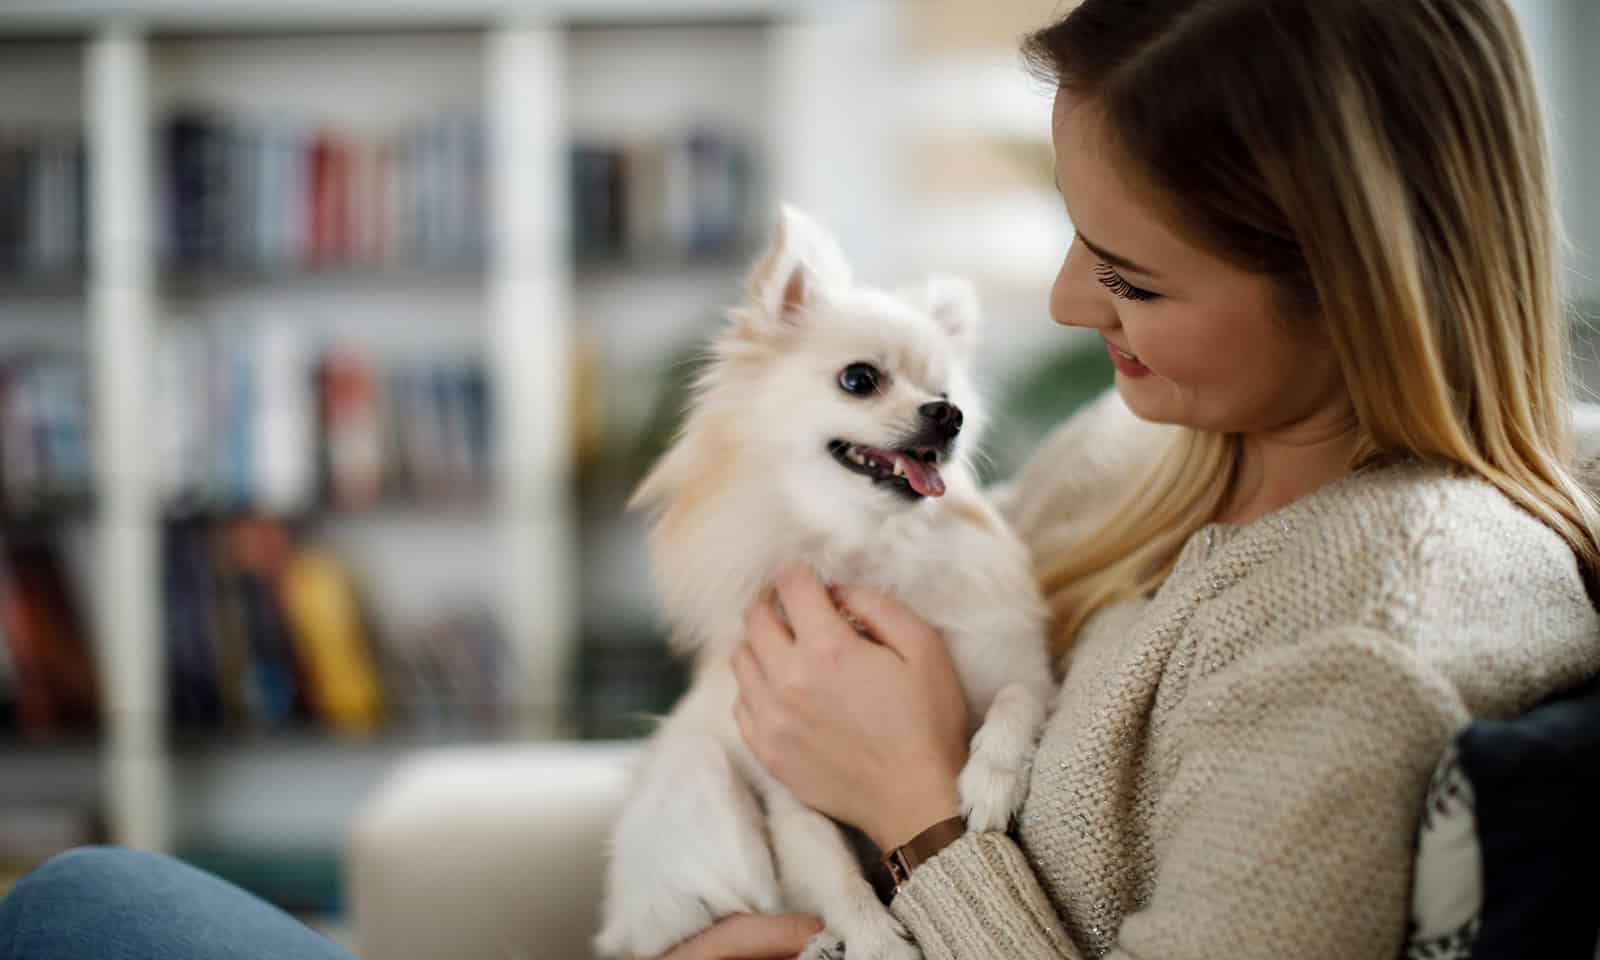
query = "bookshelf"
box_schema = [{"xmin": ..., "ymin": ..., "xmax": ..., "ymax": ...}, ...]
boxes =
[{"xmin": 0, "ymin": 2, "xmax": 907, "ymax": 884}]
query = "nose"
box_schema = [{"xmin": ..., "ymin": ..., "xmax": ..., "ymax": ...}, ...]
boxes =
[
  {"xmin": 919, "ymin": 401, "xmax": 963, "ymax": 438},
  {"xmin": 1051, "ymin": 235, "xmax": 1120, "ymax": 331}
]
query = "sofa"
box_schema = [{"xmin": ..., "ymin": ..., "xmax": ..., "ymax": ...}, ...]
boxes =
[{"xmin": 347, "ymin": 408, "xmax": 1600, "ymax": 960}]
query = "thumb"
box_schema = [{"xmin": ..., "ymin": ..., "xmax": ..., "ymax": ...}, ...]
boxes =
[
  {"xmin": 686, "ymin": 912, "xmax": 824, "ymax": 959},
  {"xmin": 833, "ymin": 585, "xmax": 938, "ymax": 661}
]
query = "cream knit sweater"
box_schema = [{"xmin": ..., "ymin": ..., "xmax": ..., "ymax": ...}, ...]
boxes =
[{"xmin": 889, "ymin": 390, "xmax": 1600, "ymax": 959}]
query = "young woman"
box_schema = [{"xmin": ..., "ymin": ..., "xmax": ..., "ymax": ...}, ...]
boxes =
[
  {"xmin": 717, "ymin": 0, "xmax": 1600, "ymax": 958},
  {"xmin": 5, "ymin": 2, "xmax": 1597, "ymax": 959}
]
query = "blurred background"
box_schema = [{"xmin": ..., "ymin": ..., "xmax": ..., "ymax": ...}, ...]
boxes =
[{"xmin": 0, "ymin": 0, "xmax": 1596, "ymax": 946}]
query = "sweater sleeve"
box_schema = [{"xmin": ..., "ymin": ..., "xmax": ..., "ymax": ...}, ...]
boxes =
[{"xmin": 890, "ymin": 627, "xmax": 1469, "ymax": 960}]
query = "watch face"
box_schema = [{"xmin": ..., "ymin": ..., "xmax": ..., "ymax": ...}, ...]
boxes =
[{"xmin": 886, "ymin": 850, "xmax": 912, "ymax": 885}]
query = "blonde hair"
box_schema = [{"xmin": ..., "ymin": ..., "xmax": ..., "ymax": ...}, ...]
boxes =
[{"xmin": 1023, "ymin": 0, "xmax": 1600, "ymax": 653}]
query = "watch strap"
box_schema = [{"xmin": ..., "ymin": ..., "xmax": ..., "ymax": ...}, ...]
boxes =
[{"xmin": 873, "ymin": 815, "xmax": 967, "ymax": 903}]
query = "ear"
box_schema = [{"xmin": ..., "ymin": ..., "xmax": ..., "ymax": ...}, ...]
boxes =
[
  {"xmin": 917, "ymin": 273, "xmax": 980, "ymax": 352},
  {"xmin": 740, "ymin": 204, "xmax": 853, "ymax": 337}
]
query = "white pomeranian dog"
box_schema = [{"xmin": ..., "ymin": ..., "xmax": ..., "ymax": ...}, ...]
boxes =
[{"xmin": 594, "ymin": 205, "xmax": 1055, "ymax": 960}]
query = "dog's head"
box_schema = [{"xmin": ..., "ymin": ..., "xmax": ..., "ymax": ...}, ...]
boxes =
[{"xmin": 634, "ymin": 205, "xmax": 986, "ymax": 526}]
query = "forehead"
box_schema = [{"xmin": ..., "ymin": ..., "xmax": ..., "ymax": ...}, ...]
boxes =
[
  {"xmin": 1051, "ymin": 90, "xmax": 1209, "ymax": 275},
  {"xmin": 807, "ymin": 294, "xmax": 950, "ymax": 388}
]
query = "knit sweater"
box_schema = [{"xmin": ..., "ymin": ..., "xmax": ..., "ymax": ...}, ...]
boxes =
[{"xmin": 889, "ymin": 389, "xmax": 1600, "ymax": 959}]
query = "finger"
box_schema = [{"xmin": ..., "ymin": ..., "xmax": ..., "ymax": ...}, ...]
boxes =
[
  {"xmin": 730, "ymin": 643, "xmax": 771, "ymax": 707},
  {"xmin": 745, "ymin": 587, "xmax": 793, "ymax": 644},
  {"xmin": 773, "ymin": 565, "xmax": 849, "ymax": 649},
  {"xmin": 834, "ymin": 586, "xmax": 937, "ymax": 662},
  {"xmin": 744, "ymin": 592, "xmax": 795, "ymax": 680},
  {"xmin": 678, "ymin": 912, "xmax": 824, "ymax": 960},
  {"xmin": 733, "ymin": 695, "xmax": 763, "ymax": 762}
]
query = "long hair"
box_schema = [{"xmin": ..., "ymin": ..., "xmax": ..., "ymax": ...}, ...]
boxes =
[{"xmin": 1023, "ymin": 0, "xmax": 1600, "ymax": 653}]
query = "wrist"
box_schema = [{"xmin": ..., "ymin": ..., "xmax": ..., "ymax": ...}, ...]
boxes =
[{"xmin": 870, "ymin": 786, "xmax": 962, "ymax": 853}]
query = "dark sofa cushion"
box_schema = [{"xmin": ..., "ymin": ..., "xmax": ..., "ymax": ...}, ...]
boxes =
[{"xmin": 1457, "ymin": 673, "xmax": 1600, "ymax": 960}]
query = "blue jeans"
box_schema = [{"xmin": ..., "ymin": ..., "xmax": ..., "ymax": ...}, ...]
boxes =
[{"xmin": 0, "ymin": 847, "xmax": 356, "ymax": 960}]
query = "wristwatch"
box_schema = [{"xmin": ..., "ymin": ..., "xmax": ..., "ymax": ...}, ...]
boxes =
[{"xmin": 870, "ymin": 815, "xmax": 967, "ymax": 905}]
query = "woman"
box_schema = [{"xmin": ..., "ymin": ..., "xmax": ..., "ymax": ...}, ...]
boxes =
[
  {"xmin": 4, "ymin": 1, "xmax": 1596, "ymax": 958},
  {"xmin": 710, "ymin": 0, "xmax": 1600, "ymax": 958}
]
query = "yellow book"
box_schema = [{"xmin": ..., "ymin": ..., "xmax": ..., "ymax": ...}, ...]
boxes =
[{"xmin": 278, "ymin": 547, "xmax": 384, "ymax": 735}]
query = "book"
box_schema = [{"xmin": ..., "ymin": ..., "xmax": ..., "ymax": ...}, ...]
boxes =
[
  {"xmin": 278, "ymin": 546, "xmax": 384, "ymax": 735},
  {"xmin": 0, "ymin": 539, "xmax": 97, "ymax": 739}
]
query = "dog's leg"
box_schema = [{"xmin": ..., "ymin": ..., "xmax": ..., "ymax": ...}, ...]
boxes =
[
  {"xmin": 594, "ymin": 732, "xmax": 780, "ymax": 959},
  {"xmin": 763, "ymin": 785, "xmax": 920, "ymax": 960},
  {"xmin": 959, "ymin": 681, "xmax": 1048, "ymax": 834}
]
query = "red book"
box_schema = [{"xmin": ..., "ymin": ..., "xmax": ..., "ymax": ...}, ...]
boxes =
[
  {"xmin": 321, "ymin": 352, "xmax": 384, "ymax": 510},
  {"xmin": 308, "ymin": 133, "xmax": 350, "ymax": 268}
]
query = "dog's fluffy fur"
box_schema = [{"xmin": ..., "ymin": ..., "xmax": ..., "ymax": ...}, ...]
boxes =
[{"xmin": 594, "ymin": 206, "xmax": 1055, "ymax": 960}]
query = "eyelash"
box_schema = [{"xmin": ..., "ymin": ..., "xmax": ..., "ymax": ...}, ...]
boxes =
[{"xmin": 1093, "ymin": 262, "xmax": 1159, "ymax": 302}]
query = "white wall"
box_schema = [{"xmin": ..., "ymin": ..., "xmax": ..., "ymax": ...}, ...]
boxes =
[{"xmin": 1507, "ymin": 0, "xmax": 1596, "ymax": 305}]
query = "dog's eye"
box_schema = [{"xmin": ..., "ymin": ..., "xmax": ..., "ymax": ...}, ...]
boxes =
[{"xmin": 837, "ymin": 363, "xmax": 881, "ymax": 396}]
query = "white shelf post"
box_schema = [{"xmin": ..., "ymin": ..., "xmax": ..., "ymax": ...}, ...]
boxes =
[
  {"xmin": 486, "ymin": 22, "xmax": 579, "ymax": 739},
  {"xmin": 769, "ymin": 1, "xmax": 903, "ymax": 279},
  {"xmin": 87, "ymin": 22, "xmax": 169, "ymax": 851}
]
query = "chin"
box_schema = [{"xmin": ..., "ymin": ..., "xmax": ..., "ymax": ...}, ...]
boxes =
[{"xmin": 1113, "ymin": 375, "xmax": 1176, "ymax": 423}]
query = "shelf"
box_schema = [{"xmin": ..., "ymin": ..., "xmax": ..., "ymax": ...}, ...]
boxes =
[
  {"xmin": 0, "ymin": 2, "xmax": 896, "ymax": 864},
  {"xmin": 162, "ymin": 496, "xmax": 491, "ymax": 525},
  {"xmin": 166, "ymin": 724, "xmax": 519, "ymax": 754},
  {"xmin": 157, "ymin": 263, "xmax": 485, "ymax": 296},
  {"xmin": 0, "ymin": 737, "xmax": 101, "ymax": 801},
  {"xmin": 0, "ymin": 273, "xmax": 87, "ymax": 298},
  {"xmin": 0, "ymin": 0, "xmax": 804, "ymax": 33},
  {"xmin": 0, "ymin": 506, "xmax": 97, "ymax": 538}
]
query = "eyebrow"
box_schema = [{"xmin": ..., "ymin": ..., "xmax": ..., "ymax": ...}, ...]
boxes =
[
  {"xmin": 1076, "ymin": 232, "xmax": 1163, "ymax": 280},
  {"xmin": 1053, "ymin": 171, "xmax": 1165, "ymax": 280}
]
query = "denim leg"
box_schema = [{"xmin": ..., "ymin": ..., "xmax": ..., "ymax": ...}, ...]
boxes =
[{"xmin": 0, "ymin": 846, "xmax": 358, "ymax": 960}]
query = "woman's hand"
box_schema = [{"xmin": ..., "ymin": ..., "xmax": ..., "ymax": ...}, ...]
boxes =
[
  {"xmin": 657, "ymin": 912, "xmax": 824, "ymax": 960},
  {"xmin": 732, "ymin": 565, "xmax": 970, "ymax": 852}
]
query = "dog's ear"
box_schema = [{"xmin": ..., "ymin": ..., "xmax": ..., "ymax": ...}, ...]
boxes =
[
  {"xmin": 740, "ymin": 204, "xmax": 853, "ymax": 336},
  {"xmin": 915, "ymin": 273, "xmax": 981, "ymax": 352}
]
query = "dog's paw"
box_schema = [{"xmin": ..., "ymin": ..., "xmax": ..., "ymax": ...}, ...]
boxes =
[
  {"xmin": 799, "ymin": 930, "xmax": 848, "ymax": 960},
  {"xmin": 824, "ymin": 916, "xmax": 919, "ymax": 960},
  {"xmin": 958, "ymin": 752, "xmax": 1028, "ymax": 835}
]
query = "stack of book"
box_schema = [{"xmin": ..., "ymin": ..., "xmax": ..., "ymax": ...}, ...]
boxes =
[
  {"xmin": 570, "ymin": 128, "xmax": 754, "ymax": 263},
  {"xmin": 158, "ymin": 323, "xmax": 491, "ymax": 516},
  {"xmin": 0, "ymin": 355, "xmax": 93, "ymax": 520},
  {"xmin": 161, "ymin": 108, "xmax": 484, "ymax": 274},
  {"xmin": 162, "ymin": 514, "xmax": 509, "ymax": 738},
  {"xmin": 317, "ymin": 347, "xmax": 490, "ymax": 513},
  {"xmin": 0, "ymin": 538, "xmax": 97, "ymax": 740},
  {"xmin": 0, "ymin": 127, "xmax": 86, "ymax": 281}
]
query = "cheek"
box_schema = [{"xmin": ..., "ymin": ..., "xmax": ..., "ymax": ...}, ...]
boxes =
[{"xmin": 1122, "ymin": 311, "xmax": 1235, "ymax": 384}]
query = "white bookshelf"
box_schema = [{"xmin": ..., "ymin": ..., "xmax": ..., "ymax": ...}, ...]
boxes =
[{"xmin": 0, "ymin": 1, "xmax": 904, "ymax": 862}]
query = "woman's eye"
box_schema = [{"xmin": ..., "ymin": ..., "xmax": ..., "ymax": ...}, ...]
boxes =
[
  {"xmin": 1093, "ymin": 262, "xmax": 1160, "ymax": 302},
  {"xmin": 838, "ymin": 362, "xmax": 881, "ymax": 395}
]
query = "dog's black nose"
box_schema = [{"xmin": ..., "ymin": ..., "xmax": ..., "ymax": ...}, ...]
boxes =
[{"xmin": 919, "ymin": 401, "xmax": 963, "ymax": 438}]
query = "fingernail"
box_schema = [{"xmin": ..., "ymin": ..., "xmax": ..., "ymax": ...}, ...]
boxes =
[{"xmin": 809, "ymin": 917, "xmax": 826, "ymax": 933}]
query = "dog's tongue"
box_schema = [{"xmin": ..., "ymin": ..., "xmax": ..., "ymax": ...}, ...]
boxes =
[{"xmin": 894, "ymin": 452, "xmax": 945, "ymax": 497}]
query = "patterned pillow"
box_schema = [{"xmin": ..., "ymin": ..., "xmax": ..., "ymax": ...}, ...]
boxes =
[{"xmin": 1405, "ymin": 742, "xmax": 1482, "ymax": 960}]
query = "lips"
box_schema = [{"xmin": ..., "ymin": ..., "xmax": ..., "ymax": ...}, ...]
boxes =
[{"xmin": 1106, "ymin": 339, "xmax": 1151, "ymax": 377}]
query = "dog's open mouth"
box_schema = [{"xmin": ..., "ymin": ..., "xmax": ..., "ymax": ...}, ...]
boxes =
[{"xmin": 827, "ymin": 440, "xmax": 946, "ymax": 499}]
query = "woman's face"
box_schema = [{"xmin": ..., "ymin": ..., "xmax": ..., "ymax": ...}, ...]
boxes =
[{"xmin": 1049, "ymin": 89, "xmax": 1348, "ymax": 437}]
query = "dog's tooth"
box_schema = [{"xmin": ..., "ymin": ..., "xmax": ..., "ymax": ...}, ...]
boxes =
[{"xmin": 891, "ymin": 459, "xmax": 905, "ymax": 477}]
